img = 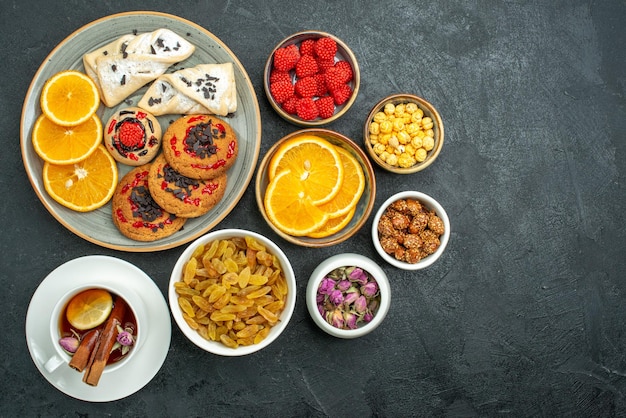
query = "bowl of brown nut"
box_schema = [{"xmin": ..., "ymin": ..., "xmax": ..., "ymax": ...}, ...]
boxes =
[
  {"xmin": 371, "ymin": 191, "xmax": 450, "ymax": 270},
  {"xmin": 168, "ymin": 229, "xmax": 296, "ymax": 356},
  {"xmin": 364, "ymin": 93, "xmax": 444, "ymax": 173}
]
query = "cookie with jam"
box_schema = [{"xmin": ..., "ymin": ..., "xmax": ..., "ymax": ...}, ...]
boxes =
[
  {"xmin": 104, "ymin": 107, "xmax": 162, "ymax": 166},
  {"xmin": 161, "ymin": 114, "xmax": 238, "ymax": 180},
  {"xmin": 111, "ymin": 164, "xmax": 186, "ymax": 241},
  {"xmin": 148, "ymin": 154, "xmax": 227, "ymax": 218}
]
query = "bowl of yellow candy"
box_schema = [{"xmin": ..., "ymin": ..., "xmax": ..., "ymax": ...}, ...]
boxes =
[{"xmin": 363, "ymin": 93, "xmax": 444, "ymax": 174}]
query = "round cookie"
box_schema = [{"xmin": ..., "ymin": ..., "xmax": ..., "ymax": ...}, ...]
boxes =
[
  {"xmin": 162, "ymin": 114, "xmax": 238, "ymax": 180},
  {"xmin": 112, "ymin": 164, "xmax": 186, "ymax": 242},
  {"xmin": 104, "ymin": 107, "xmax": 162, "ymax": 166},
  {"xmin": 148, "ymin": 154, "xmax": 227, "ymax": 218}
]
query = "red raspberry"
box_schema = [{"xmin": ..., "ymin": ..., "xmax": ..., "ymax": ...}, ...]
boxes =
[
  {"xmin": 295, "ymin": 97, "xmax": 319, "ymax": 120},
  {"xmin": 324, "ymin": 66, "xmax": 345, "ymax": 92},
  {"xmin": 269, "ymin": 70, "xmax": 292, "ymax": 85},
  {"xmin": 334, "ymin": 60, "xmax": 353, "ymax": 82},
  {"xmin": 330, "ymin": 84, "xmax": 352, "ymax": 105},
  {"xmin": 295, "ymin": 54, "xmax": 319, "ymax": 78},
  {"xmin": 315, "ymin": 96, "xmax": 335, "ymax": 119},
  {"xmin": 314, "ymin": 73, "xmax": 328, "ymax": 96},
  {"xmin": 281, "ymin": 96, "xmax": 298, "ymax": 115},
  {"xmin": 273, "ymin": 44, "xmax": 300, "ymax": 72},
  {"xmin": 316, "ymin": 57, "xmax": 335, "ymax": 73},
  {"xmin": 294, "ymin": 76, "xmax": 318, "ymax": 98},
  {"xmin": 118, "ymin": 121, "xmax": 145, "ymax": 147},
  {"xmin": 299, "ymin": 39, "xmax": 315, "ymax": 56},
  {"xmin": 270, "ymin": 80, "xmax": 295, "ymax": 104},
  {"xmin": 314, "ymin": 37, "xmax": 337, "ymax": 61}
]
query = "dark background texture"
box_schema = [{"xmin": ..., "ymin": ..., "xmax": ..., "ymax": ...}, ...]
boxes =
[{"xmin": 1, "ymin": 1, "xmax": 625, "ymax": 416}]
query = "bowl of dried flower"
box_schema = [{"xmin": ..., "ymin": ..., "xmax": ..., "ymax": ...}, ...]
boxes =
[{"xmin": 306, "ymin": 253, "xmax": 390, "ymax": 339}]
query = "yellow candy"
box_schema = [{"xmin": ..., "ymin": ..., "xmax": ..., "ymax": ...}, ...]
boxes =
[
  {"xmin": 392, "ymin": 119, "xmax": 405, "ymax": 132},
  {"xmin": 373, "ymin": 112, "xmax": 387, "ymax": 123},
  {"xmin": 398, "ymin": 153, "xmax": 416, "ymax": 168},
  {"xmin": 411, "ymin": 136, "xmax": 423, "ymax": 149},
  {"xmin": 415, "ymin": 148, "xmax": 427, "ymax": 162},
  {"xmin": 385, "ymin": 153, "xmax": 398, "ymax": 166},
  {"xmin": 394, "ymin": 103, "xmax": 405, "ymax": 117},
  {"xmin": 405, "ymin": 103, "xmax": 418, "ymax": 113},
  {"xmin": 398, "ymin": 131, "xmax": 411, "ymax": 144},
  {"xmin": 422, "ymin": 136, "xmax": 435, "ymax": 151},
  {"xmin": 373, "ymin": 143, "xmax": 386, "ymax": 155},
  {"xmin": 422, "ymin": 116, "xmax": 434, "ymax": 130},
  {"xmin": 379, "ymin": 120, "xmax": 393, "ymax": 134}
]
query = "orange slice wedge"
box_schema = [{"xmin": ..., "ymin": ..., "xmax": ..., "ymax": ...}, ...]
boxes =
[
  {"xmin": 268, "ymin": 135, "xmax": 344, "ymax": 205},
  {"xmin": 40, "ymin": 70, "xmax": 100, "ymax": 126},
  {"xmin": 43, "ymin": 144, "xmax": 118, "ymax": 212},
  {"xmin": 307, "ymin": 207, "xmax": 356, "ymax": 238},
  {"xmin": 315, "ymin": 147, "xmax": 365, "ymax": 218},
  {"xmin": 32, "ymin": 114, "xmax": 102, "ymax": 165},
  {"xmin": 264, "ymin": 169, "xmax": 330, "ymax": 236}
]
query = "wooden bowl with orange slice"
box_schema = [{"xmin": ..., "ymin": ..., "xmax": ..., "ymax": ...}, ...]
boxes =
[{"xmin": 255, "ymin": 129, "xmax": 376, "ymax": 247}]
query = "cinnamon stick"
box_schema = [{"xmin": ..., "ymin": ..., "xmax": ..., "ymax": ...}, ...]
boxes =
[
  {"xmin": 83, "ymin": 297, "xmax": 127, "ymax": 386},
  {"xmin": 68, "ymin": 329, "xmax": 100, "ymax": 372}
]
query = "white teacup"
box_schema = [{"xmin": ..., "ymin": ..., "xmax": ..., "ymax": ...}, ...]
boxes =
[{"xmin": 45, "ymin": 284, "xmax": 146, "ymax": 375}]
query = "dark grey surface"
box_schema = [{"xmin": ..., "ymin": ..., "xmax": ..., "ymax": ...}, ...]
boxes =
[{"xmin": 2, "ymin": 1, "xmax": 625, "ymax": 416}]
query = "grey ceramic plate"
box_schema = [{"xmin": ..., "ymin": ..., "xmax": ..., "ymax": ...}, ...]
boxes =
[{"xmin": 20, "ymin": 12, "xmax": 261, "ymax": 252}]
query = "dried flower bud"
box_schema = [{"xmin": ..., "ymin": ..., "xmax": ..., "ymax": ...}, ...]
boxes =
[
  {"xmin": 354, "ymin": 295, "xmax": 368, "ymax": 314},
  {"xmin": 361, "ymin": 281, "xmax": 378, "ymax": 298},
  {"xmin": 318, "ymin": 278, "xmax": 336, "ymax": 295},
  {"xmin": 117, "ymin": 330, "xmax": 134, "ymax": 346},
  {"xmin": 363, "ymin": 312, "xmax": 374, "ymax": 323},
  {"xmin": 330, "ymin": 309, "xmax": 344, "ymax": 328},
  {"xmin": 336, "ymin": 279, "xmax": 351, "ymax": 291},
  {"xmin": 343, "ymin": 291, "xmax": 360, "ymax": 306},
  {"xmin": 348, "ymin": 267, "xmax": 369, "ymax": 285},
  {"xmin": 59, "ymin": 336, "xmax": 79, "ymax": 354},
  {"xmin": 329, "ymin": 289, "xmax": 344, "ymax": 306},
  {"xmin": 344, "ymin": 312, "xmax": 358, "ymax": 329}
]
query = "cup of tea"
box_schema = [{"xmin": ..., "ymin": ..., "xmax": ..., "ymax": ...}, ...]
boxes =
[{"xmin": 45, "ymin": 284, "xmax": 146, "ymax": 385}]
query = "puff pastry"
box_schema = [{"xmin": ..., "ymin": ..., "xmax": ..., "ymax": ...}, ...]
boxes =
[
  {"xmin": 137, "ymin": 63, "xmax": 237, "ymax": 116},
  {"xmin": 83, "ymin": 29, "xmax": 195, "ymax": 107}
]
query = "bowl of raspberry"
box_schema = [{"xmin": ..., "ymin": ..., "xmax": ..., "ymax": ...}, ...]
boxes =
[
  {"xmin": 371, "ymin": 191, "xmax": 450, "ymax": 270},
  {"xmin": 264, "ymin": 31, "xmax": 360, "ymax": 126}
]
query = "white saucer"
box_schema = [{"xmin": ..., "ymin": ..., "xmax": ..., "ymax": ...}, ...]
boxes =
[{"xmin": 25, "ymin": 255, "xmax": 171, "ymax": 402}]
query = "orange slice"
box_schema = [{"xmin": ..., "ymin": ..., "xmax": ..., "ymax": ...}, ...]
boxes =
[
  {"xmin": 43, "ymin": 144, "xmax": 118, "ymax": 212},
  {"xmin": 264, "ymin": 169, "xmax": 330, "ymax": 236},
  {"xmin": 65, "ymin": 289, "xmax": 113, "ymax": 330},
  {"xmin": 308, "ymin": 207, "xmax": 356, "ymax": 238},
  {"xmin": 268, "ymin": 135, "xmax": 344, "ymax": 205},
  {"xmin": 32, "ymin": 114, "xmax": 102, "ymax": 165},
  {"xmin": 315, "ymin": 147, "xmax": 365, "ymax": 218},
  {"xmin": 40, "ymin": 70, "xmax": 100, "ymax": 126}
]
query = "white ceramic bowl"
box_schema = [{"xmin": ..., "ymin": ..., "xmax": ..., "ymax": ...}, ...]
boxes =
[
  {"xmin": 169, "ymin": 228, "xmax": 296, "ymax": 356},
  {"xmin": 372, "ymin": 191, "xmax": 450, "ymax": 270},
  {"xmin": 306, "ymin": 253, "xmax": 390, "ymax": 339}
]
